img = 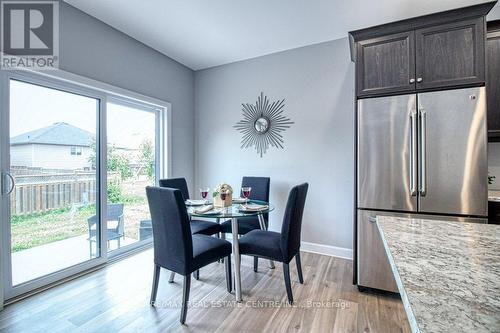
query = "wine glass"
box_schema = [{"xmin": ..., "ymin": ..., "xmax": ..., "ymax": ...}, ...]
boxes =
[
  {"xmin": 199, "ymin": 187, "xmax": 209, "ymax": 200},
  {"xmin": 241, "ymin": 186, "xmax": 251, "ymax": 203}
]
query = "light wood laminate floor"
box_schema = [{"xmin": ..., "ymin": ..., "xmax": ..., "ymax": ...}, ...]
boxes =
[{"xmin": 0, "ymin": 249, "xmax": 410, "ymax": 332}]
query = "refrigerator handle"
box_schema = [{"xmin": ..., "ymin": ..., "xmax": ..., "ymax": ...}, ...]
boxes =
[
  {"xmin": 410, "ymin": 110, "xmax": 417, "ymax": 196},
  {"xmin": 419, "ymin": 108, "xmax": 427, "ymax": 197}
]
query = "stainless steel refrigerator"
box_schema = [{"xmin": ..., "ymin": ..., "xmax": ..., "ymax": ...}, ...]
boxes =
[{"xmin": 356, "ymin": 87, "xmax": 488, "ymax": 292}]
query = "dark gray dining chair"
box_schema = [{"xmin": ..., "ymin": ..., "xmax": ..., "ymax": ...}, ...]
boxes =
[
  {"xmin": 87, "ymin": 203, "xmax": 124, "ymax": 256},
  {"xmin": 159, "ymin": 177, "xmax": 222, "ymax": 281},
  {"xmin": 220, "ymin": 176, "xmax": 270, "ymax": 271},
  {"xmin": 238, "ymin": 183, "xmax": 308, "ymax": 303},
  {"xmin": 159, "ymin": 178, "xmax": 222, "ymax": 236},
  {"xmin": 146, "ymin": 186, "xmax": 232, "ymax": 324}
]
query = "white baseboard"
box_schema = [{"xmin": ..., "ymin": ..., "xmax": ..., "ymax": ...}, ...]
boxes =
[
  {"xmin": 300, "ymin": 241, "xmax": 353, "ymax": 260},
  {"xmin": 224, "ymin": 235, "xmax": 353, "ymax": 260}
]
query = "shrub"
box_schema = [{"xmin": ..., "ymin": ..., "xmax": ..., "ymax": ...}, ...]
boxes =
[{"xmin": 107, "ymin": 181, "xmax": 124, "ymax": 203}]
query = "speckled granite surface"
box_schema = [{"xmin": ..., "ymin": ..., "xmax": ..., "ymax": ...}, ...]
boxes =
[
  {"xmin": 377, "ymin": 216, "xmax": 500, "ymax": 333},
  {"xmin": 489, "ymin": 190, "xmax": 500, "ymax": 202}
]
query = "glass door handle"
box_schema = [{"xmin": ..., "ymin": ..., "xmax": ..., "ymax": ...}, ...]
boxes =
[{"xmin": 2, "ymin": 172, "xmax": 15, "ymax": 196}]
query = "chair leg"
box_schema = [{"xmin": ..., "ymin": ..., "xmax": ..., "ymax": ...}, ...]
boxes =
[
  {"xmin": 180, "ymin": 274, "xmax": 191, "ymax": 324},
  {"xmin": 253, "ymin": 256, "xmax": 258, "ymax": 272},
  {"xmin": 225, "ymin": 255, "xmax": 232, "ymax": 292},
  {"xmin": 220, "ymin": 233, "xmax": 226, "ymax": 263},
  {"xmin": 215, "ymin": 233, "xmax": 223, "ymax": 263},
  {"xmin": 150, "ymin": 264, "xmax": 161, "ymax": 306},
  {"xmin": 283, "ymin": 263, "xmax": 293, "ymax": 304},
  {"xmin": 219, "ymin": 233, "xmax": 226, "ymax": 263},
  {"xmin": 296, "ymin": 252, "xmax": 304, "ymax": 284},
  {"xmin": 194, "ymin": 269, "xmax": 200, "ymax": 280},
  {"xmin": 169, "ymin": 271, "xmax": 175, "ymax": 283}
]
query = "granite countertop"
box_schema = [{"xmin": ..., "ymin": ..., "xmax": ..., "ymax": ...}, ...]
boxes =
[
  {"xmin": 377, "ymin": 216, "xmax": 500, "ymax": 333},
  {"xmin": 489, "ymin": 190, "xmax": 500, "ymax": 202}
]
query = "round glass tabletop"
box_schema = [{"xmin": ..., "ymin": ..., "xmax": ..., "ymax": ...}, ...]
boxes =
[{"xmin": 187, "ymin": 200, "xmax": 274, "ymax": 219}]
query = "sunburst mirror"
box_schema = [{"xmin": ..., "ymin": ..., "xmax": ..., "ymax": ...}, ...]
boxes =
[{"xmin": 234, "ymin": 92, "xmax": 294, "ymax": 157}]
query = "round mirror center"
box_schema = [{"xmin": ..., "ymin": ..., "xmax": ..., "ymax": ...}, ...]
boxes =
[{"xmin": 254, "ymin": 117, "xmax": 269, "ymax": 133}]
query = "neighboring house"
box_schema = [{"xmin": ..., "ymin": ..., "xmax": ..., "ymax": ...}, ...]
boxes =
[{"xmin": 10, "ymin": 122, "xmax": 94, "ymax": 170}]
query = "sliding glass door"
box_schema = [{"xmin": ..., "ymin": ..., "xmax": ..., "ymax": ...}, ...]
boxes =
[
  {"xmin": 8, "ymin": 79, "xmax": 102, "ymax": 286},
  {"xmin": 105, "ymin": 100, "xmax": 159, "ymax": 255},
  {"xmin": 0, "ymin": 74, "xmax": 106, "ymax": 298},
  {"xmin": 0, "ymin": 71, "xmax": 165, "ymax": 300}
]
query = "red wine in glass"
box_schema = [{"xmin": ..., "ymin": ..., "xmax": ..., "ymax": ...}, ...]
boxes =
[
  {"xmin": 241, "ymin": 187, "xmax": 252, "ymax": 200},
  {"xmin": 200, "ymin": 187, "xmax": 209, "ymax": 199}
]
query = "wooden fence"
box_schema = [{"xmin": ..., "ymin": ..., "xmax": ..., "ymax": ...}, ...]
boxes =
[
  {"xmin": 10, "ymin": 177, "xmax": 97, "ymax": 216},
  {"xmin": 8, "ymin": 169, "xmax": 123, "ymax": 216}
]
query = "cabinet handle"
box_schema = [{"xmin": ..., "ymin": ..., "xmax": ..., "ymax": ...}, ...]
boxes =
[
  {"xmin": 417, "ymin": 78, "xmax": 423, "ymax": 83},
  {"xmin": 409, "ymin": 78, "xmax": 415, "ymax": 84}
]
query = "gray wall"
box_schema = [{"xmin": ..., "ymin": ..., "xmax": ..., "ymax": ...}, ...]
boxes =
[
  {"xmin": 195, "ymin": 39, "xmax": 355, "ymax": 253},
  {"xmin": 60, "ymin": 3, "xmax": 195, "ymax": 186}
]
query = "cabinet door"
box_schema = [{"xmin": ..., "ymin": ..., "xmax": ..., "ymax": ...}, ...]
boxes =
[
  {"xmin": 415, "ymin": 18, "xmax": 485, "ymax": 90},
  {"xmin": 357, "ymin": 31, "xmax": 415, "ymax": 97},
  {"xmin": 487, "ymin": 31, "xmax": 500, "ymax": 141}
]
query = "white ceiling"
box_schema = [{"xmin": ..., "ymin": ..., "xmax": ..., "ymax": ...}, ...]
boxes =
[{"xmin": 65, "ymin": 0, "xmax": 500, "ymax": 70}]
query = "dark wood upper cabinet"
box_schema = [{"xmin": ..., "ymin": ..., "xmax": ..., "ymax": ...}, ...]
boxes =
[
  {"xmin": 349, "ymin": 1, "xmax": 495, "ymax": 98},
  {"xmin": 415, "ymin": 18, "xmax": 485, "ymax": 90},
  {"xmin": 357, "ymin": 31, "xmax": 415, "ymax": 97},
  {"xmin": 487, "ymin": 22, "xmax": 500, "ymax": 141}
]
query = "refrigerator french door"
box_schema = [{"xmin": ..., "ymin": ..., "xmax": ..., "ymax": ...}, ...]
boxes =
[
  {"xmin": 358, "ymin": 94, "xmax": 417, "ymax": 212},
  {"xmin": 418, "ymin": 88, "xmax": 487, "ymax": 216},
  {"xmin": 357, "ymin": 87, "xmax": 487, "ymax": 292}
]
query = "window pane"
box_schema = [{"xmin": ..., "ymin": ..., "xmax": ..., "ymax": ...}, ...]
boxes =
[
  {"xmin": 9, "ymin": 79, "xmax": 99, "ymax": 285},
  {"xmin": 106, "ymin": 101, "xmax": 157, "ymax": 252}
]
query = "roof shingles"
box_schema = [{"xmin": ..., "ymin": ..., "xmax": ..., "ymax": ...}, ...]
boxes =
[{"xmin": 10, "ymin": 122, "xmax": 94, "ymax": 147}]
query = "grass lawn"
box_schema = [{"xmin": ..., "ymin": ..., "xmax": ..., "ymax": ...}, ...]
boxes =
[
  {"xmin": 11, "ymin": 196, "xmax": 149, "ymax": 252},
  {"xmin": 11, "ymin": 206, "xmax": 94, "ymax": 252}
]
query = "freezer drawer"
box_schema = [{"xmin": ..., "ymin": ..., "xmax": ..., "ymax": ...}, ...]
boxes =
[
  {"xmin": 357, "ymin": 209, "xmax": 487, "ymax": 293},
  {"xmin": 357, "ymin": 210, "xmax": 399, "ymax": 293}
]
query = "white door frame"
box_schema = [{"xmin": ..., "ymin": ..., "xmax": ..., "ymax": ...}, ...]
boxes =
[{"xmin": 0, "ymin": 68, "xmax": 171, "ymax": 303}]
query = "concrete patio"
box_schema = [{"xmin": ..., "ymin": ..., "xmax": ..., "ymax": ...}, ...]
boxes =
[{"xmin": 12, "ymin": 235, "xmax": 138, "ymax": 285}]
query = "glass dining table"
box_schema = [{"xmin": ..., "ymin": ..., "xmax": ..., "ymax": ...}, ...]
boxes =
[{"xmin": 187, "ymin": 200, "xmax": 275, "ymax": 302}]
